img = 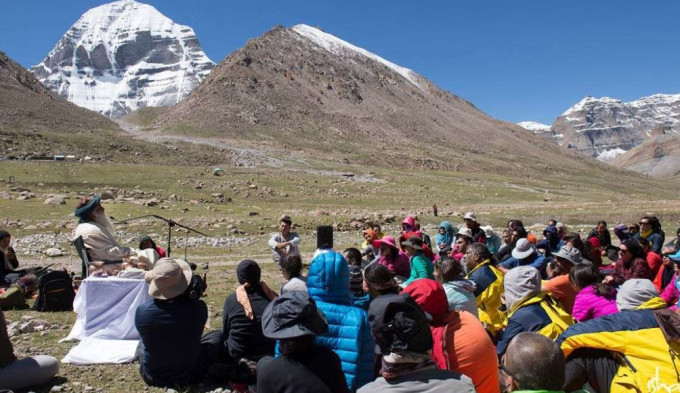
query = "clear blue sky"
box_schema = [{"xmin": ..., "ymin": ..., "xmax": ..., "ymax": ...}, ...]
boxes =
[{"xmin": 1, "ymin": 1, "xmax": 678, "ymax": 125}]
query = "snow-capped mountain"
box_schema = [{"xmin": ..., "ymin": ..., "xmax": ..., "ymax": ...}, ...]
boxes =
[
  {"xmin": 518, "ymin": 121, "xmax": 551, "ymax": 133},
  {"xmin": 30, "ymin": 0, "xmax": 214, "ymax": 118},
  {"xmin": 552, "ymin": 94, "xmax": 680, "ymax": 162}
]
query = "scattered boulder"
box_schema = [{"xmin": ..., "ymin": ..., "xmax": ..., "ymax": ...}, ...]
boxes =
[
  {"xmin": 45, "ymin": 248, "xmax": 63, "ymax": 257},
  {"xmin": 43, "ymin": 195, "xmax": 66, "ymax": 205},
  {"xmin": 100, "ymin": 190, "xmax": 115, "ymax": 200},
  {"xmin": 248, "ymin": 211, "xmax": 259, "ymax": 216},
  {"xmin": 145, "ymin": 198, "xmax": 160, "ymax": 207}
]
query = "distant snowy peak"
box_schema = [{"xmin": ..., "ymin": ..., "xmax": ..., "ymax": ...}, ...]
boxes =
[
  {"xmin": 292, "ymin": 24, "xmax": 424, "ymax": 89},
  {"xmin": 553, "ymin": 93, "xmax": 680, "ymax": 159},
  {"xmin": 518, "ymin": 121, "xmax": 551, "ymax": 133},
  {"xmin": 31, "ymin": 0, "xmax": 214, "ymax": 118}
]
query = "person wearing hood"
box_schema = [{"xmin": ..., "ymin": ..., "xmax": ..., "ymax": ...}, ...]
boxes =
[
  {"xmin": 402, "ymin": 236, "xmax": 434, "ymax": 286},
  {"xmin": 434, "ymin": 256, "xmax": 478, "ymax": 317},
  {"xmin": 373, "ymin": 236, "xmax": 410, "ymax": 279},
  {"xmin": 222, "ymin": 259, "xmax": 277, "ymax": 362},
  {"xmin": 307, "ymin": 251, "xmax": 374, "ymax": 391},
  {"xmin": 402, "ymin": 279, "xmax": 499, "ymax": 393},
  {"xmin": 359, "ymin": 293, "xmax": 476, "ymax": 393},
  {"xmin": 464, "ymin": 243, "xmax": 505, "ymax": 336},
  {"xmin": 139, "ymin": 235, "xmax": 167, "ymax": 259},
  {"xmin": 541, "ymin": 246, "xmax": 584, "ymax": 313},
  {"xmin": 499, "ymin": 238, "xmax": 549, "ymax": 279},
  {"xmin": 604, "ymin": 239, "xmax": 653, "ymax": 287},
  {"xmin": 257, "ymin": 291, "xmax": 349, "ymax": 393},
  {"xmin": 535, "ymin": 225, "xmax": 565, "ymax": 258},
  {"xmin": 496, "ymin": 266, "xmax": 573, "ymax": 357},
  {"xmin": 398, "ymin": 216, "xmax": 422, "ymax": 249},
  {"xmin": 557, "ymin": 279, "xmax": 678, "ymax": 393},
  {"xmin": 360, "ymin": 229, "xmax": 379, "ymax": 262},
  {"xmin": 435, "ymin": 221, "xmax": 457, "ymax": 255}
]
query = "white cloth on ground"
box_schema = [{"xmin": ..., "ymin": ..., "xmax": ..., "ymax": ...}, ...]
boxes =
[{"xmin": 62, "ymin": 277, "xmax": 151, "ymax": 364}]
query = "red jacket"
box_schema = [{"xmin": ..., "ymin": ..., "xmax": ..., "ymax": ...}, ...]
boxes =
[{"xmin": 402, "ymin": 279, "xmax": 500, "ymax": 393}]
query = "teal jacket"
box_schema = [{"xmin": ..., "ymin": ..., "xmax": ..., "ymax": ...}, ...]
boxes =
[{"xmin": 404, "ymin": 252, "xmax": 434, "ymax": 285}]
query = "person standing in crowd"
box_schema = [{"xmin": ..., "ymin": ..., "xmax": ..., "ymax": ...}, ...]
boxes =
[
  {"xmin": 268, "ymin": 215, "xmax": 300, "ymax": 267},
  {"xmin": 307, "ymin": 250, "xmax": 374, "ymax": 391},
  {"xmin": 222, "ymin": 260, "xmax": 277, "ymax": 362},
  {"xmin": 604, "ymin": 239, "xmax": 652, "ymax": 286},
  {"xmin": 568, "ymin": 263, "xmax": 618, "ymax": 322},
  {"xmin": 135, "ymin": 258, "xmax": 210, "ymax": 387},
  {"xmin": 464, "ymin": 243, "xmax": 505, "ymax": 337},
  {"xmin": 0, "ymin": 309, "xmax": 59, "ymax": 390},
  {"xmin": 373, "ymin": 236, "xmax": 410, "ymax": 278},
  {"xmin": 257, "ymin": 291, "xmax": 349, "ymax": 393},
  {"xmin": 496, "ymin": 266, "xmax": 573, "ymax": 357},
  {"xmin": 360, "ymin": 294, "xmax": 476, "ymax": 393},
  {"xmin": 403, "ymin": 279, "xmax": 499, "ymax": 393}
]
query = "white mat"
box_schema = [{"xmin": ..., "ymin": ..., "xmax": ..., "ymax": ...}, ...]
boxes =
[{"xmin": 61, "ymin": 277, "xmax": 151, "ymax": 364}]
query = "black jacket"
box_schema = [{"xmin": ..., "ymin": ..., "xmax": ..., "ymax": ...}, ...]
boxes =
[{"xmin": 222, "ymin": 286, "xmax": 275, "ymax": 360}]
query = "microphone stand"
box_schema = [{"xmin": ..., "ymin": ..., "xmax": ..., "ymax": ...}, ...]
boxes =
[{"xmin": 112, "ymin": 215, "xmax": 208, "ymax": 258}]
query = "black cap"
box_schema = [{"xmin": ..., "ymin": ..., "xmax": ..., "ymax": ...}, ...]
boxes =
[
  {"xmin": 262, "ymin": 291, "xmax": 328, "ymax": 339},
  {"xmin": 368, "ymin": 293, "xmax": 433, "ymax": 354},
  {"xmin": 317, "ymin": 225, "xmax": 333, "ymax": 250}
]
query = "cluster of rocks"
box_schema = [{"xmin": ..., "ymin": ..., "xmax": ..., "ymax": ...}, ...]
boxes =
[
  {"xmin": 50, "ymin": 382, "xmax": 97, "ymax": 392},
  {"xmin": 6, "ymin": 315, "xmax": 67, "ymax": 338}
]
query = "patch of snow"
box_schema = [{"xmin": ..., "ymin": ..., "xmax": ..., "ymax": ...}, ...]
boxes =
[
  {"xmin": 596, "ymin": 148, "xmax": 628, "ymax": 162},
  {"xmin": 518, "ymin": 121, "xmax": 551, "ymax": 133},
  {"xmin": 292, "ymin": 24, "xmax": 423, "ymax": 89}
]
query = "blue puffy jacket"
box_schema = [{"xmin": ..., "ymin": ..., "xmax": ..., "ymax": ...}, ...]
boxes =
[{"xmin": 308, "ymin": 251, "xmax": 375, "ymax": 391}]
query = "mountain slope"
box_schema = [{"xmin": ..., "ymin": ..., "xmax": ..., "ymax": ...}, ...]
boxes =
[
  {"xmin": 552, "ymin": 94, "xmax": 680, "ymax": 162},
  {"xmin": 148, "ymin": 24, "xmax": 624, "ymax": 178},
  {"xmin": 30, "ymin": 0, "xmax": 214, "ymax": 118}
]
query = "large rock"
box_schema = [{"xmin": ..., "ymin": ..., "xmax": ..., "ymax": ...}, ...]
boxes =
[
  {"xmin": 45, "ymin": 247, "xmax": 63, "ymax": 257},
  {"xmin": 43, "ymin": 194, "xmax": 66, "ymax": 205}
]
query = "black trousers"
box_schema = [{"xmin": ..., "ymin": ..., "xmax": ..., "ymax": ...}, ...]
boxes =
[{"xmin": 564, "ymin": 348, "xmax": 618, "ymax": 393}]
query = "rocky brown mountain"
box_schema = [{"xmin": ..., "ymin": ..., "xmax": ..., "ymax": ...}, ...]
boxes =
[{"xmin": 147, "ymin": 24, "xmax": 623, "ymax": 177}]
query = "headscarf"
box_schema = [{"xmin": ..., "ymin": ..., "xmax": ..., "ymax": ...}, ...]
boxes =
[
  {"xmin": 74, "ymin": 195, "xmax": 101, "ymax": 223},
  {"xmin": 435, "ymin": 221, "xmax": 454, "ymax": 248},
  {"xmin": 235, "ymin": 259, "xmax": 277, "ymax": 320}
]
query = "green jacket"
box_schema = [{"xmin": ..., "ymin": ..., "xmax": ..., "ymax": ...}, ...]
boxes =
[{"xmin": 404, "ymin": 252, "xmax": 434, "ymax": 285}]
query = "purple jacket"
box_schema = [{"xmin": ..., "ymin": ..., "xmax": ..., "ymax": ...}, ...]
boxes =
[
  {"xmin": 661, "ymin": 273, "xmax": 679, "ymax": 311},
  {"xmin": 571, "ymin": 285, "xmax": 619, "ymax": 322}
]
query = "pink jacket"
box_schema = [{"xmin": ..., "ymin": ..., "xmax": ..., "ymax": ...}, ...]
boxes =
[
  {"xmin": 378, "ymin": 251, "xmax": 410, "ymax": 278},
  {"xmin": 660, "ymin": 273, "xmax": 679, "ymax": 310},
  {"xmin": 571, "ymin": 285, "xmax": 619, "ymax": 322}
]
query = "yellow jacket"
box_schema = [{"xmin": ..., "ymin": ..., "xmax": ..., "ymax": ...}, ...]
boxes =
[{"xmin": 467, "ymin": 259, "xmax": 505, "ymax": 334}]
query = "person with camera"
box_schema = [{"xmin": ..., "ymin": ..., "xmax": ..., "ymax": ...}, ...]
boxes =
[{"xmin": 135, "ymin": 257, "xmax": 209, "ymax": 387}]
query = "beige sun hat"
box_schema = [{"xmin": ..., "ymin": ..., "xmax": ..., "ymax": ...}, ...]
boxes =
[{"xmin": 144, "ymin": 258, "xmax": 193, "ymax": 300}]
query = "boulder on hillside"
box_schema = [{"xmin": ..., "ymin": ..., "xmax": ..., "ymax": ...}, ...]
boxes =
[
  {"xmin": 45, "ymin": 248, "xmax": 63, "ymax": 257},
  {"xmin": 43, "ymin": 195, "xmax": 66, "ymax": 205}
]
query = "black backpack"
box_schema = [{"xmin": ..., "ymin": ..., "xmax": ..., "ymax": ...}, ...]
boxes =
[{"xmin": 33, "ymin": 270, "xmax": 75, "ymax": 312}]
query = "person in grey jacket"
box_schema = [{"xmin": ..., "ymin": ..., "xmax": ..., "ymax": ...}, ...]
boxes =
[
  {"xmin": 358, "ymin": 293, "xmax": 476, "ymax": 393},
  {"xmin": 268, "ymin": 215, "xmax": 300, "ymax": 267}
]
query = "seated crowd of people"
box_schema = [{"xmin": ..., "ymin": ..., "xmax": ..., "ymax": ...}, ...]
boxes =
[{"xmin": 2, "ymin": 196, "xmax": 680, "ymax": 393}]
